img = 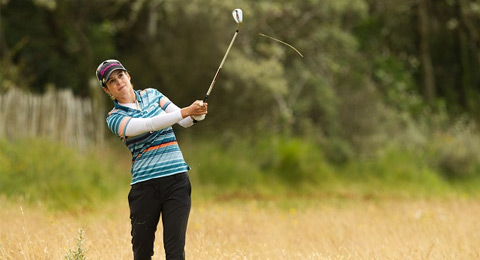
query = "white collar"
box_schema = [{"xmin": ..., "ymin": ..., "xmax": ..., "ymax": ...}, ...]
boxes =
[{"xmin": 118, "ymin": 102, "xmax": 138, "ymax": 110}]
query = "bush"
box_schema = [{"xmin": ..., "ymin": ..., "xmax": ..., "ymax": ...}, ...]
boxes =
[
  {"xmin": 257, "ymin": 136, "xmax": 334, "ymax": 185},
  {"xmin": 428, "ymin": 120, "xmax": 480, "ymax": 179},
  {"xmin": 183, "ymin": 135, "xmax": 335, "ymax": 189},
  {"xmin": 0, "ymin": 138, "xmax": 130, "ymax": 210},
  {"xmin": 65, "ymin": 229, "xmax": 88, "ymax": 260}
]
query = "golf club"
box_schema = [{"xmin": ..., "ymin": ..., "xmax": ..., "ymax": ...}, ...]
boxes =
[{"xmin": 193, "ymin": 8, "xmax": 243, "ymax": 121}]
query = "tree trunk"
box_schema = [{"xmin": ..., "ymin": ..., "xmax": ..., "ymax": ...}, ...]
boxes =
[
  {"xmin": 417, "ymin": 0, "xmax": 435, "ymax": 105},
  {"xmin": 457, "ymin": 0, "xmax": 480, "ymax": 70}
]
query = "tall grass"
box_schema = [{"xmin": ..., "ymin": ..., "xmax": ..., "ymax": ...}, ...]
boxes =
[
  {"xmin": 0, "ymin": 138, "xmax": 130, "ymax": 211},
  {"xmin": 1, "ymin": 131, "xmax": 479, "ymax": 211},
  {"xmin": 2, "ymin": 197, "xmax": 480, "ymax": 259},
  {"xmin": 180, "ymin": 133, "xmax": 480, "ymax": 200}
]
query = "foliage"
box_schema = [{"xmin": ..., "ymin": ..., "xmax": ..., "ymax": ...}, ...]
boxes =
[
  {"xmin": 340, "ymin": 148, "xmax": 448, "ymax": 197},
  {"xmin": 65, "ymin": 229, "xmax": 88, "ymax": 260},
  {"xmin": 358, "ymin": 0, "xmax": 480, "ymax": 117},
  {"xmin": 3, "ymin": 0, "xmax": 480, "ymax": 129},
  {"xmin": 426, "ymin": 118, "xmax": 480, "ymax": 179},
  {"xmin": 257, "ymin": 136, "xmax": 335, "ymax": 185},
  {"xmin": 0, "ymin": 138, "xmax": 129, "ymax": 210},
  {"xmin": 2, "ymin": 0, "xmax": 480, "ymax": 199},
  {"xmin": 1, "ymin": 132, "xmax": 480, "ymax": 210},
  {"xmin": 179, "ymin": 132, "xmax": 480, "ymax": 199}
]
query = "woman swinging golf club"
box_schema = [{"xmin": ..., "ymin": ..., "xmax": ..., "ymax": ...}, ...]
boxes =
[
  {"xmin": 96, "ymin": 59, "xmax": 207, "ymax": 260},
  {"xmin": 96, "ymin": 8, "xmax": 242, "ymax": 260}
]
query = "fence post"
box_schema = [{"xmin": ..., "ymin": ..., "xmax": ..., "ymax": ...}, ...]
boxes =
[{"xmin": 89, "ymin": 77, "xmax": 106, "ymax": 147}]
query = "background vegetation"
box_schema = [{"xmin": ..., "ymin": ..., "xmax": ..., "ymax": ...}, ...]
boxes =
[{"xmin": 1, "ymin": 0, "xmax": 480, "ymax": 209}]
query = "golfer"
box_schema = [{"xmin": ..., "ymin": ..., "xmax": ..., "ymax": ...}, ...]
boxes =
[{"xmin": 96, "ymin": 59, "xmax": 207, "ymax": 260}]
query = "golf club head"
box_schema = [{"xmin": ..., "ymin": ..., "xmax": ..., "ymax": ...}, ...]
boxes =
[{"xmin": 232, "ymin": 9, "xmax": 243, "ymax": 29}]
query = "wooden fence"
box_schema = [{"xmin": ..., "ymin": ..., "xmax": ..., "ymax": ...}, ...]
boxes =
[{"xmin": 0, "ymin": 88, "xmax": 105, "ymax": 149}]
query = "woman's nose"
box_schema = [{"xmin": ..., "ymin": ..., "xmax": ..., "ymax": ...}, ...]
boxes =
[{"xmin": 112, "ymin": 79, "xmax": 120, "ymax": 87}]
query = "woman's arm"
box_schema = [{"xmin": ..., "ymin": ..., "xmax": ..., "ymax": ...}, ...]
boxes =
[
  {"xmin": 124, "ymin": 100, "xmax": 207, "ymax": 136},
  {"xmin": 124, "ymin": 110, "xmax": 183, "ymax": 136},
  {"xmin": 165, "ymin": 102, "xmax": 195, "ymax": 128}
]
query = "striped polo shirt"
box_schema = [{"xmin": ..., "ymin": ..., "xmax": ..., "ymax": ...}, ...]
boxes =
[{"xmin": 106, "ymin": 88, "xmax": 190, "ymax": 185}]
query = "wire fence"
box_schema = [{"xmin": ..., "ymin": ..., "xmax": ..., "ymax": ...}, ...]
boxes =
[{"xmin": 0, "ymin": 88, "xmax": 105, "ymax": 150}]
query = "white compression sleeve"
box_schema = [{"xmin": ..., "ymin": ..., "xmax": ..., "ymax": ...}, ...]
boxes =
[
  {"xmin": 124, "ymin": 110, "xmax": 183, "ymax": 136},
  {"xmin": 165, "ymin": 103, "xmax": 195, "ymax": 128}
]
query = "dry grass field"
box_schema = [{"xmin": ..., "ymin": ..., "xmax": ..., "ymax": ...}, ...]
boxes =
[{"xmin": 1, "ymin": 196, "xmax": 479, "ymax": 260}]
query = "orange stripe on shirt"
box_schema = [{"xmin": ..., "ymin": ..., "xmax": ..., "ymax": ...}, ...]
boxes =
[
  {"xmin": 145, "ymin": 141, "xmax": 177, "ymax": 153},
  {"xmin": 135, "ymin": 141, "xmax": 178, "ymax": 159},
  {"xmin": 118, "ymin": 117, "xmax": 131, "ymax": 137},
  {"xmin": 108, "ymin": 109, "xmax": 119, "ymax": 116}
]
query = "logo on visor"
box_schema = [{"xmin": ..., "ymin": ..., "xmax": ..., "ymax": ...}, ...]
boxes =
[{"xmin": 100, "ymin": 63, "xmax": 121, "ymax": 76}]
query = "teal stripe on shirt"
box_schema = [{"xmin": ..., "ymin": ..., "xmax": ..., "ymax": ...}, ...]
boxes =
[{"xmin": 105, "ymin": 88, "xmax": 190, "ymax": 185}]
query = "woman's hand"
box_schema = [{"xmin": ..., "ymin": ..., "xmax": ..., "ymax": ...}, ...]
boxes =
[{"xmin": 181, "ymin": 100, "xmax": 208, "ymax": 118}]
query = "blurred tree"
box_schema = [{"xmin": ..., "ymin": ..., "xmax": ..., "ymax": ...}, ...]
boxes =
[
  {"xmin": 359, "ymin": 0, "xmax": 480, "ymax": 117},
  {"xmin": 1, "ymin": 0, "xmax": 480, "ymax": 155},
  {"xmin": 1, "ymin": 0, "xmax": 121, "ymax": 96},
  {"xmin": 0, "ymin": 0, "xmax": 392, "ymax": 157},
  {"xmin": 456, "ymin": 0, "xmax": 480, "ymax": 112}
]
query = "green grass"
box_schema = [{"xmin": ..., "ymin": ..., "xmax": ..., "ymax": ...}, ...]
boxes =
[
  {"xmin": 181, "ymin": 135, "xmax": 480, "ymax": 201},
  {"xmin": 1, "ymin": 135, "xmax": 479, "ymax": 211},
  {"xmin": 0, "ymin": 138, "xmax": 130, "ymax": 210}
]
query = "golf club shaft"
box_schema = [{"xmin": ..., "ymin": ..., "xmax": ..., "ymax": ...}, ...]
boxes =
[{"xmin": 203, "ymin": 30, "xmax": 239, "ymax": 103}]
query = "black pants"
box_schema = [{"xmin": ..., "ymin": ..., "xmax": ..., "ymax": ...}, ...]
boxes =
[{"xmin": 128, "ymin": 172, "xmax": 191, "ymax": 260}]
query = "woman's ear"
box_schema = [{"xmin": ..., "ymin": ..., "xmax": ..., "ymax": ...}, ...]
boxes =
[
  {"xmin": 102, "ymin": 86, "xmax": 110, "ymax": 95},
  {"xmin": 103, "ymin": 86, "xmax": 115, "ymax": 100}
]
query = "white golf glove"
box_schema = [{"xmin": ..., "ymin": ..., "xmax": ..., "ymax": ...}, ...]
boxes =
[{"xmin": 192, "ymin": 101, "xmax": 206, "ymax": 121}]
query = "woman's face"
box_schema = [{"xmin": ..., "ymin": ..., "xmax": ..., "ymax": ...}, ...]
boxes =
[{"xmin": 103, "ymin": 70, "xmax": 133, "ymax": 102}]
